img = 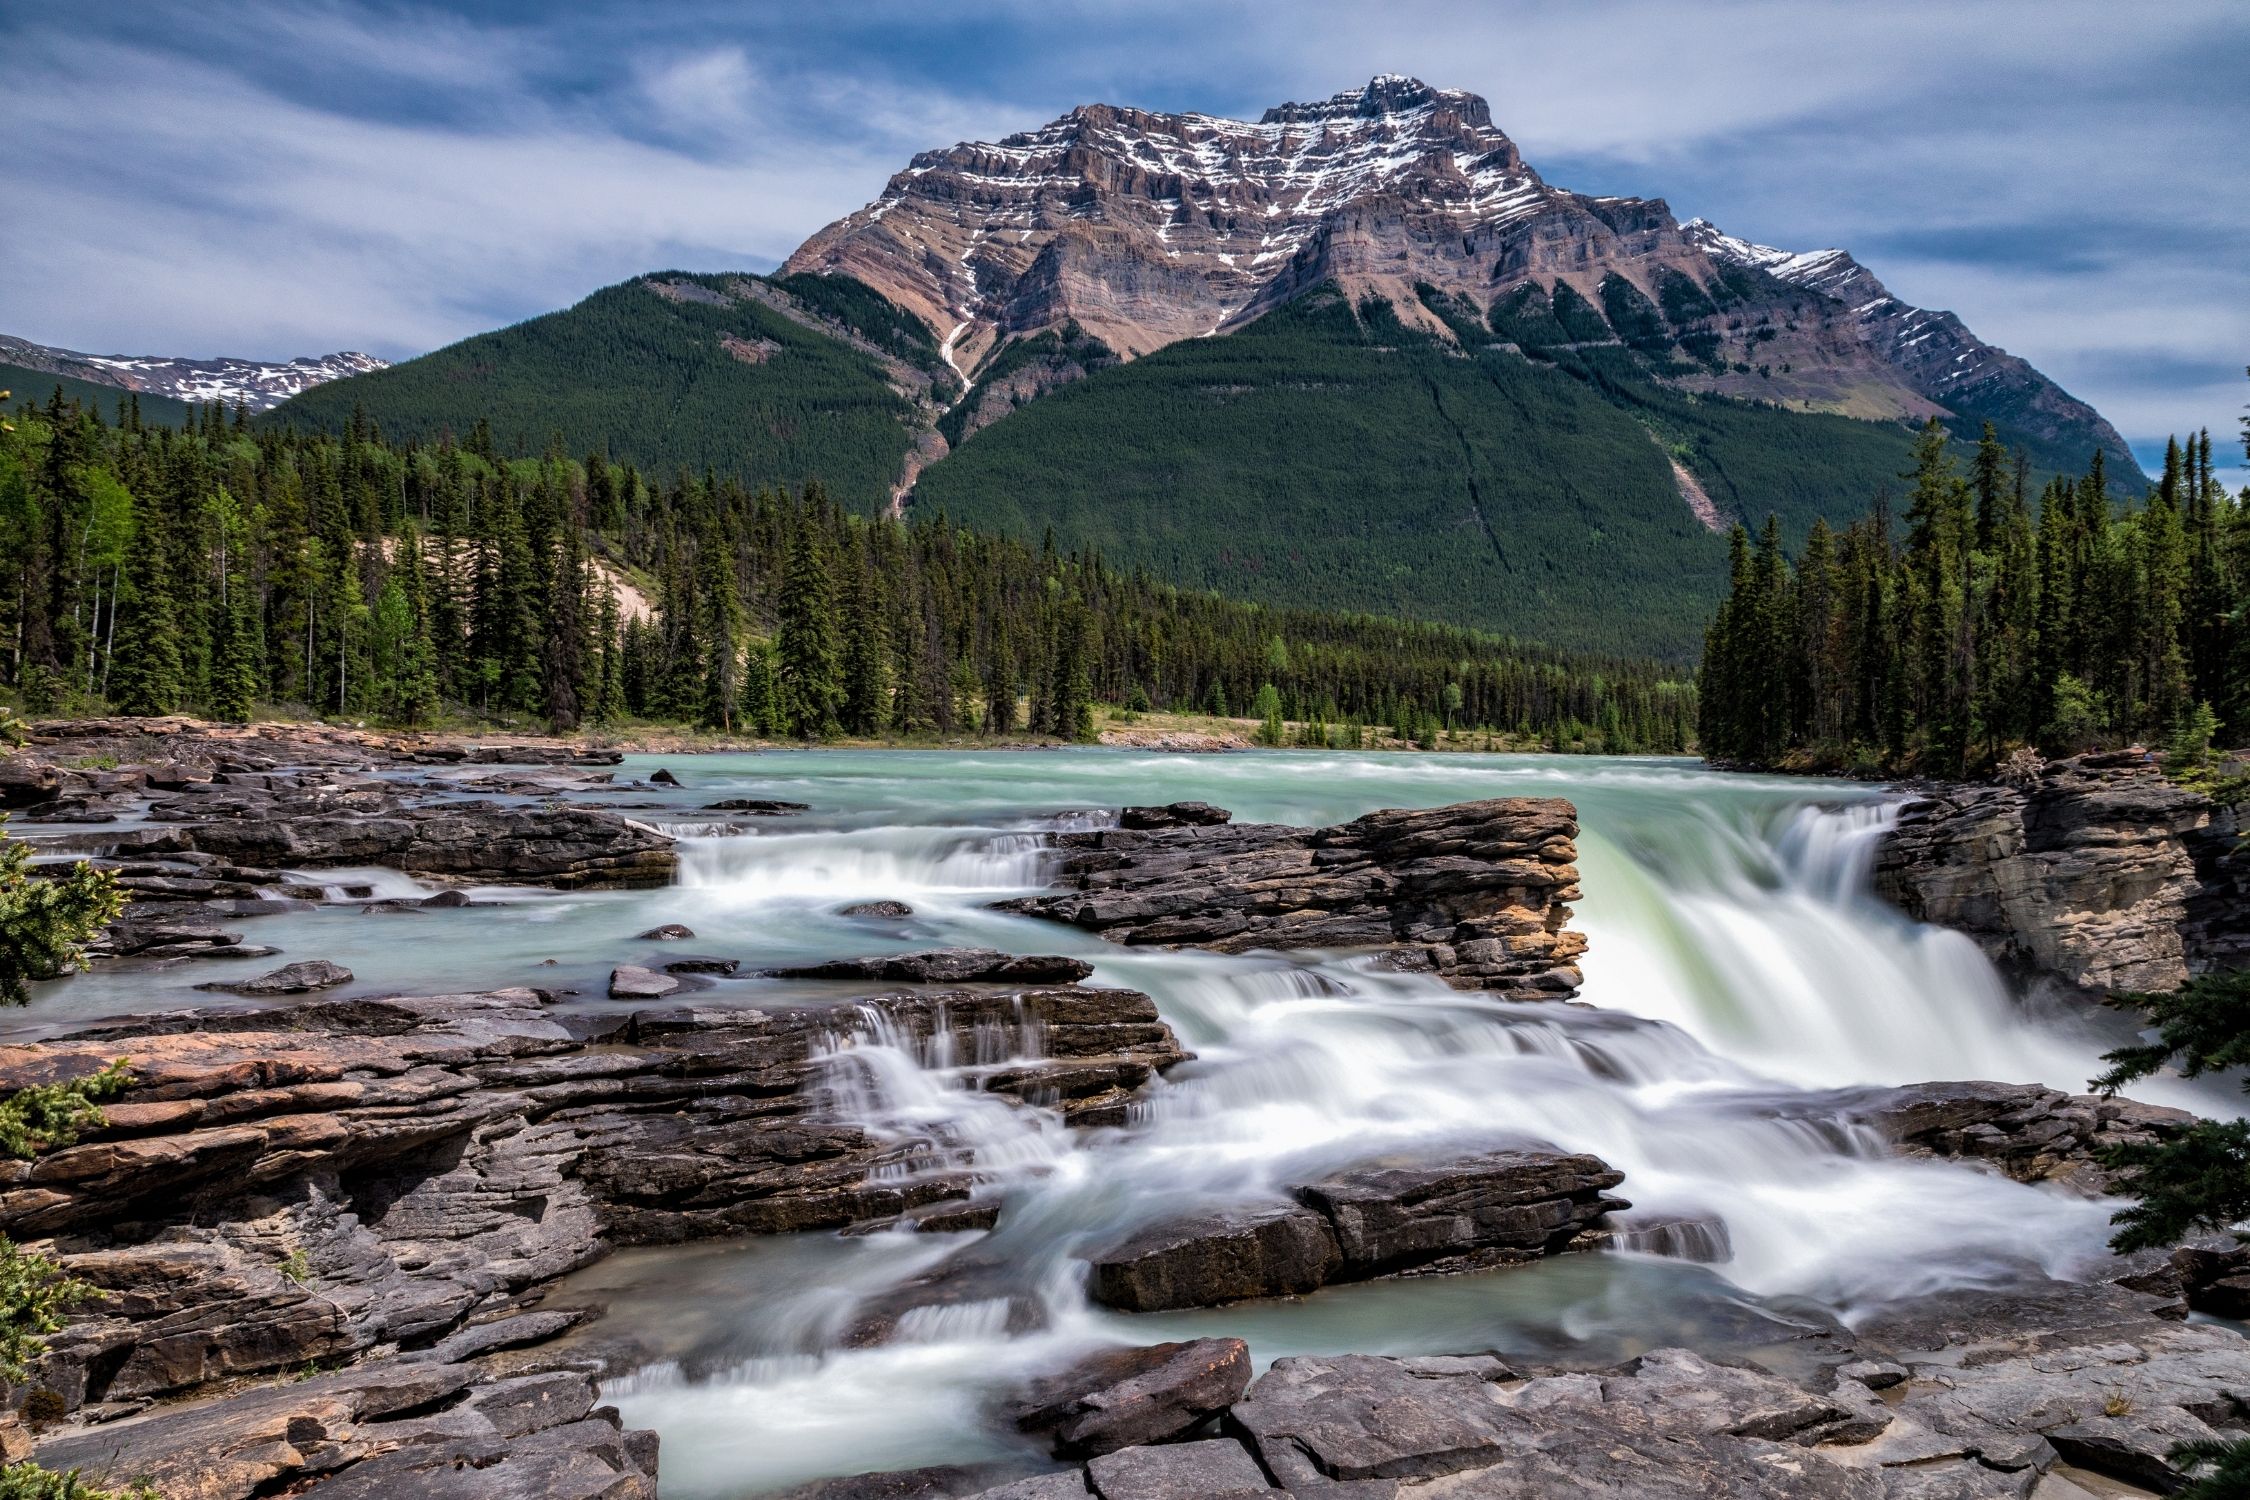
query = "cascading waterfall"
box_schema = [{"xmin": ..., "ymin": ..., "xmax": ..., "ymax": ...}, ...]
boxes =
[{"xmin": 575, "ymin": 754, "xmax": 2155, "ymax": 1499}]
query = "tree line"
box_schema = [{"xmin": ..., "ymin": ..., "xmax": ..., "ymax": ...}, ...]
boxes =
[
  {"xmin": 1699, "ymin": 412, "xmax": 2248, "ymax": 773},
  {"xmin": 0, "ymin": 390, "xmax": 1697, "ymax": 751}
]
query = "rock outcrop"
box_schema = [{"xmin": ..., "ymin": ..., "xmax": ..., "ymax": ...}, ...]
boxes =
[
  {"xmin": 1085, "ymin": 1149, "xmax": 1626, "ymax": 1310},
  {"xmin": 1007, "ymin": 1338, "xmax": 1251, "ymax": 1458},
  {"xmin": 1843, "ymin": 1077, "xmax": 2193, "ymax": 1194},
  {"xmin": 838, "ymin": 1276, "xmax": 2250, "ymax": 1500},
  {"xmin": 1003, "ymin": 799, "xmax": 1586, "ymax": 998},
  {"xmin": 1874, "ymin": 750, "xmax": 2245, "ymax": 993},
  {"xmin": 0, "ymin": 982, "xmax": 1186, "ymax": 1440}
]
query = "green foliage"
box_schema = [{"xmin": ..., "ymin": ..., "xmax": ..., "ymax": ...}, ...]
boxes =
[
  {"xmin": 0, "ymin": 1061, "xmax": 131, "ymax": 1159},
  {"xmin": 1700, "ymin": 418, "xmax": 2250, "ymax": 771},
  {"xmin": 0, "ymin": 816, "xmax": 125, "ymax": 1006},
  {"xmin": 277, "ymin": 1249, "xmax": 312, "ymax": 1287},
  {"xmin": 1, "ymin": 381, "xmax": 1697, "ymax": 751},
  {"xmin": 270, "ymin": 274, "xmax": 918, "ymax": 511},
  {"xmin": 915, "ymin": 289, "xmax": 1924, "ymax": 660},
  {"xmin": 0, "ymin": 1235, "xmax": 99, "ymax": 1384},
  {"xmin": 1, "ymin": 369, "xmax": 191, "ymax": 430},
  {"xmin": 2095, "ymin": 969, "xmax": 2250, "ymax": 1252},
  {"xmin": 2171, "ymin": 1436, "xmax": 2250, "ymax": 1500},
  {"xmin": 0, "ymin": 1461, "xmax": 159, "ymax": 1499}
]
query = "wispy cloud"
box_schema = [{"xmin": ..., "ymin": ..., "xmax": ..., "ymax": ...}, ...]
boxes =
[{"xmin": 1, "ymin": 0, "xmax": 2242, "ymax": 476}]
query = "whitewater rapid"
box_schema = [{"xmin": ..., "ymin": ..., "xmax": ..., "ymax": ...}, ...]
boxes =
[{"xmin": 517, "ymin": 751, "xmax": 2169, "ymax": 1498}]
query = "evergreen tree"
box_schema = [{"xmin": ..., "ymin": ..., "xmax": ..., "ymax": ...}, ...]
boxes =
[
  {"xmin": 1052, "ymin": 595, "xmax": 1097, "ymax": 743},
  {"xmin": 109, "ymin": 515, "xmax": 184, "ymax": 716},
  {"xmin": 775, "ymin": 525, "xmax": 841, "ymax": 739},
  {"xmin": 839, "ymin": 556, "xmax": 890, "ymax": 736}
]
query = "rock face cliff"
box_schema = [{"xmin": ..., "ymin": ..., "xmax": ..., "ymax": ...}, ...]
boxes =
[
  {"xmin": 784, "ymin": 75, "xmax": 2132, "ymax": 472},
  {"xmin": 1003, "ymin": 797, "xmax": 1588, "ymax": 999},
  {"xmin": 1873, "ymin": 752, "xmax": 2247, "ymax": 994}
]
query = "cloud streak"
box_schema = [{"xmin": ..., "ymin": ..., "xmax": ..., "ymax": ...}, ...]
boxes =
[{"xmin": 1, "ymin": 0, "xmax": 2242, "ymax": 478}]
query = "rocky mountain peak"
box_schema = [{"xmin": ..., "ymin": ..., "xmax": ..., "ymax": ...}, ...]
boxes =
[
  {"xmin": 782, "ymin": 79, "xmax": 2138, "ymax": 481},
  {"xmin": 1258, "ymin": 73, "xmax": 1488, "ymax": 126}
]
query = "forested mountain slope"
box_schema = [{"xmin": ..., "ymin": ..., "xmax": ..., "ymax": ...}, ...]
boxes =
[
  {"xmin": 913, "ymin": 289, "xmax": 1923, "ymax": 658},
  {"xmin": 272, "ymin": 273, "xmax": 954, "ymax": 512}
]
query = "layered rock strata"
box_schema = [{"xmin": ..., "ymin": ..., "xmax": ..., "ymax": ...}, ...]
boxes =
[
  {"xmin": 1085, "ymin": 1149, "xmax": 1627, "ymax": 1311},
  {"xmin": 1003, "ymin": 798, "xmax": 1586, "ymax": 998},
  {"xmin": 1873, "ymin": 750, "xmax": 2246, "ymax": 994},
  {"xmin": 0, "ymin": 982, "xmax": 1185, "ymax": 1450}
]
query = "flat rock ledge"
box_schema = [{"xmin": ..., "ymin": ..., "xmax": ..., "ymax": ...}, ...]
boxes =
[
  {"xmin": 1001, "ymin": 798, "xmax": 1587, "ymax": 998},
  {"xmin": 1845, "ymin": 1077, "xmax": 2194, "ymax": 1197},
  {"xmin": 1085, "ymin": 1149, "xmax": 1626, "ymax": 1310},
  {"xmin": 803, "ymin": 1275, "xmax": 2250, "ymax": 1500},
  {"xmin": 0, "ymin": 981, "xmax": 1186, "ymax": 1493}
]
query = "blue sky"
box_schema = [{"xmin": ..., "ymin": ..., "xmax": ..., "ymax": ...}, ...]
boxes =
[{"xmin": 3, "ymin": 0, "xmax": 2244, "ymax": 481}]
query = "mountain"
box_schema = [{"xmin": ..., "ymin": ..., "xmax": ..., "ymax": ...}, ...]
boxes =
[
  {"xmin": 272, "ymin": 272, "xmax": 948, "ymax": 508},
  {"xmin": 785, "ymin": 74, "xmax": 2136, "ymax": 481},
  {"xmin": 0, "ymin": 333, "xmax": 383, "ymax": 413},
  {"xmin": 1677, "ymin": 220, "xmax": 2139, "ymax": 481},
  {"xmin": 266, "ymin": 76, "xmax": 2143, "ymax": 657}
]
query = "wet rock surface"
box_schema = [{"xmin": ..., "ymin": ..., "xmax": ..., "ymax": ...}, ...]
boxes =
[
  {"xmin": 194, "ymin": 957, "xmax": 354, "ymax": 995},
  {"xmin": 0, "ymin": 979, "xmax": 1187, "ymax": 1488},
  {"xmin": 1085, "ymin": 1149, "xmax": 1626, "ymax": 1310},
  {"xmin": 1008, "ymin": 1338, "xmax": 1252, "ymax": 1457},
  {"xmin": 853, "ymin": 1276, "xmax": 2250, "ymax": 1500},
  {"xmin": 1003, "ymin": 798, "xmax": 1587, "ymax": 998},
  {"xmin": 1843, "ymin": 1078, "xmax": 2193, "ymax": 1194},
  {"xmin": 768, "ymin": 948, "xmax": 1098, "ymax": 985},
  {"xmin": 1874, "ymin": 750, "xmax": 2246, "ymax": 993}
]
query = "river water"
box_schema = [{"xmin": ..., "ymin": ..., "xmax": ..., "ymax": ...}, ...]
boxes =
[{"xmin": 17, "ymin": 750, "xmax": 2201, "ymax": 1496}]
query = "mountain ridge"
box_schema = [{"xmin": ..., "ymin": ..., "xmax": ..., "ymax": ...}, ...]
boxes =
[{"xmin": 785, "ymin": 74, "xmax": 2138, "ymax": 486}]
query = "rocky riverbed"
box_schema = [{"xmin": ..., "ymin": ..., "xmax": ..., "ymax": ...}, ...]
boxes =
[{"xmin": 0, "ymin": 724, "xmax": 2242, "ymax": 1498}]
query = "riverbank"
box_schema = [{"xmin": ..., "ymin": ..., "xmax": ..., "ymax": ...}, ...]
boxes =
[{"xmin": 2, "ymin": 733, "xmax": 2246, "ymax": 1496}]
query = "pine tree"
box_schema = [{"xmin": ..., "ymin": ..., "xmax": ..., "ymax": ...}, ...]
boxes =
[
  {"xmin": 1052, "ymin": 595, "xmax": 1097, "ymax": 743},
  {"xmin": 775, "ymin": 526, "xmax": 841, "ymax": 739},
  {"xmin": 839, "ymin": 556, "xmax": 890, "ymax": 736},
  {"xmin": 110, "ymin": 515, "xmax": 184, "ymax": 716}
]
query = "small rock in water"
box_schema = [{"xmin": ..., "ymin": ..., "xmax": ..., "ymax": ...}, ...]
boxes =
[
  {"xmin": 663, "ymin": 957, "xmax": 740, "ymax": 975},
  {"xmin": 649, "ymin": 768, "xmax": 682, "ymax": 786},
  {"xmin": 196, "ymin": 959, "xmax": 353, "ymax": 996},
  {"xmin": 704, "ymin": 798, "xmax": 811, "ymax": 814},
  {"xmin": 839, "ymin": 900, "xmax": 915, "ymax": 919},
  {"xmin": 419, "ymin": 889, "xmax": 472, "ymax": 908},
  {"xmin": 636, "ymin": 923, "xmax": 696, "ymax": 941},
  {"xmin": 1008, "ymin": 1338, "xmax": 1252, "ymax": 1457},
  {"xmin": 608, "ymin": 964, "xmax": 681, "ymax": 999},
  {"xmin": 767, "ymin": 948, "xmax": 1093, "ymax": 984},
  {"xmin": 1118, "ymin": 801, "xmax": 1233, "ymax": 830}
]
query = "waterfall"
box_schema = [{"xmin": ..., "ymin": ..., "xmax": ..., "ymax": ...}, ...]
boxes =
[{"xmin": 532, "ymin": 751, "xmax": 2162, "ymax": 1499}]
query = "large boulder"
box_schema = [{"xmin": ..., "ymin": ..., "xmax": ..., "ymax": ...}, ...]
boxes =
[
  {"xmin": 1087, "ymin": 1204, "xmax": 1341, "ymax": 1312},
  {"xmin": 1004, "ymin": 799, "xmax": 1586, "ymax": 998},
  {"xmin": 1842, "ymin": 1079, "xmax": 2191, "ymax": 1195},
  {"xmin": 195, "ymin": 958, "xmax": 353, "ymax": 996},
  {"xmin": 178, "ymin": 801, "xmax": 677, "ymax": 889},
  {"xmin": 1085, "ymin": 1148, "xmax": 1624, "ymax": 1311},
  {"xmin": 1294, "ymin": 1148, "xmax": 1627, "ymax": 1274},
  {"xmin": 1009, "ymin": 1339, "xmax": 1252, "ymax": 1457}
]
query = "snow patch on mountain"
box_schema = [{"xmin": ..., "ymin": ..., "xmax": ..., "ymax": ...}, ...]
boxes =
[{"xmin": 0, "ymin": 334, "xmax": 386, "ymax": 412}]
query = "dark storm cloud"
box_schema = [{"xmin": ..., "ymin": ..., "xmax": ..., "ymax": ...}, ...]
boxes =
[{"xmin": 2, "ymin": 0, "xmax": 2242, "ymax": 476}]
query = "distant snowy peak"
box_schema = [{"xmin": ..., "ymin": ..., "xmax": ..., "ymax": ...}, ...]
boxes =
[{"xmin": 0, "ymin": 334, "xmax": 386, "ymax": 412}]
